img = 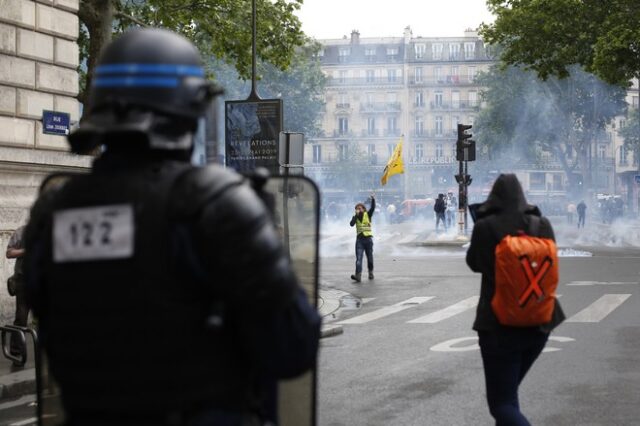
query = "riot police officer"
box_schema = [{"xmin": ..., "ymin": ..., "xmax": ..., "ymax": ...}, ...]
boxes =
[{"xmin": 24, "ymin": 28, "xmax": 320, "ymax": 425}]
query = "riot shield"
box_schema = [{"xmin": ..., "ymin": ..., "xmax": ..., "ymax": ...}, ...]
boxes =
[
  {"xmin": 26, "ymin": 173, "xmax": 319, "ymax": 426},
  {"xmin": 263, "ymin": 175, "xmax": 320, "ymax": 426}
]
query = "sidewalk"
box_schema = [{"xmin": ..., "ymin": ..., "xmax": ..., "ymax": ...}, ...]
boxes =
[
  {"xmin": 0, "ymin": 338, "xmax": 36, "ymax": 401},
  {"xmin": 318, "ymin": 288, "xmax": 349, "ymax": 338}
]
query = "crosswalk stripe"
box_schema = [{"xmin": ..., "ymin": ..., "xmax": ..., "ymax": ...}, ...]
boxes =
[
  {"xmin": 337, "ymin": 297, "xmax": 434, "ymax": 325},
  {"xmin": 566, "ymin": 294, "xmax": 631, "ymax": 323},
  {"xmin": 407, "ymin": 296, "xmax": 479, "ymax": 324}
]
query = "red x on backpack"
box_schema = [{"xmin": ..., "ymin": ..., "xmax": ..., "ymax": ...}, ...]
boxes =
[{"xmin": 492, "ymin": 216, "xmax": 559, "ymax": 327}]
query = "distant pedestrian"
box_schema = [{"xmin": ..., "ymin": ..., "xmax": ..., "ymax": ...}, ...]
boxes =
[
  {"xmin": 5, "ymin": 225, "xmax": 28, "ymax": 365},
  {"xmin": 466, "ymin": 174, "xmax": 565, "ymax": 426},
  {"xmin": 434, "ymin": 193, "xmax": 447, "ymax": 231},
  {"xmin": 350, "ymin": 194, "xmax": 376, "ymax": 282},
  {"xmin": 577, "ymin": 200, "xmax": 587, "ymax": 228},
  {"xmin": 387, "ymin": 203, "xmax": 397, "ymax": 224},
  {"xmin": 446, "ymin": 192, "xmax": 457, "ymax": 228}
]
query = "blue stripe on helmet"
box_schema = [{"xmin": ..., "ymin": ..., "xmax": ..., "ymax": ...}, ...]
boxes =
[
  {"xmin": 93, "ymin": 77, "xmax": 180, "ymax": 88},
  {"xmin": 95, "ymin": 64, "xmax": 205, "ymax": 77}
]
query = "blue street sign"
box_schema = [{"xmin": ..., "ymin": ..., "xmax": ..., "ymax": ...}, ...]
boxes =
[
  {"xmin": 635, "ymin": 175, "xmax": 640, "ymax": 184},
  {"xmin": 42, "ymin": 110, "xmax": 70, "ymax": 136}
]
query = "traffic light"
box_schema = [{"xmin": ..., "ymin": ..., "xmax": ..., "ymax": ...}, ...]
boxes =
[{"xmin": 456, "ymin": 123, "xmax": 476, "ymax": 161}]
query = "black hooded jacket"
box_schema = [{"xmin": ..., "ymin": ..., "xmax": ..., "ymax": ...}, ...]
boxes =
[{"xmin": 466, "ymin": 174, "xmax": 565, "ymax": 332}]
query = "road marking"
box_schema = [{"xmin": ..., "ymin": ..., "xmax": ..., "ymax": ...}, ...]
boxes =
[
  {"xmin": 543, "ymin": 336, "xmax": 576, "ymax": 352},
  {"xmin": 431, "ymin": 335, "xmax": 575, "ymax": 353},
  {"xmin": 337, "ymin": 297, "xmax": 434, "ymax": 325},
  {"xmin": 408, "ymin": 296, "xmax": 479, "ymax": 324},
  {"xmin": 566, "ymin": 281, "xmax": 638, "ymax": 286},
  {"xmin": 10, "ymin": 418, "xmax": 37, "ymax": 426},
  {"xmin": 361, "ymin": 298, "xmax": 376, "ymax": 304},
  {"xmin": 566, "ymin": 294, "xmax": 632, "ymax": 322},
  {"xmin": 0, "ymin": 395, "xmax": 36, "ymax": 411}
]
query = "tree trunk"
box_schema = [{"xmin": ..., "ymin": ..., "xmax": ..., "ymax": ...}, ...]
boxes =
[{"xmin": 78, "ymin": 0, "xmax": 114, "ymax": 108}]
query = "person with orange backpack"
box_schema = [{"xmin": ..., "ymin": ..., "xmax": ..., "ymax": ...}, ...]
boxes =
[{"xmin": 466, "ymin": 174, "xmax": 565, "ymax": 426}]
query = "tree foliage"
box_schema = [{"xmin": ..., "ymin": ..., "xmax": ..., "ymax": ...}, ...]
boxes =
[
  {"xmin": 475, "ymin": 65, "xmax": 627, "ymax": 194},
  {"xmin": 480, "ymin": 0, "xmax": 640, "ymax": 86},
  {"xmin": 78, "ymin": 0, "xmax": 306, "ymax": 103},
  {"xmin": 209, "ymin": 43, "xmax": 327, "ymax": 136}
]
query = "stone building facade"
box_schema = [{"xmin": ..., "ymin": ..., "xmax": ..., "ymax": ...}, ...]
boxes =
[
  {"xmin": 0, "ymin": 0, "xmax": 89, "ymax": 322},
  {"xmin": 304, "ymin": 27, "xmax": 494, "ymax": 204}
]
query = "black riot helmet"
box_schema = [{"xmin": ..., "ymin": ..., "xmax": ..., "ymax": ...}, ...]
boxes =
[{"xmin": 68, "ymin": 28, "xmax": 222, "ymax": 154}]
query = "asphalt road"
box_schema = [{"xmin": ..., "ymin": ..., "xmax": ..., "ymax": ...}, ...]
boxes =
[{"xmin": 318, "ymin": 246, "xmax": 640, "ymax": 426}]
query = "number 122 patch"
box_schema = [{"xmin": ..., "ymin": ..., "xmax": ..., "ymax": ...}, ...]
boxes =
[{"xmin": 53, "ymin": 204, "xmax": 134, "ymax": 263}]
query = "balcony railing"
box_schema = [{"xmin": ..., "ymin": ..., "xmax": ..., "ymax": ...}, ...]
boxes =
[
  {"xmin": 384, "ymin": 129, "xmax": 402, "ymax": 137},
  {"xmin": 408, "ymin": 76, "xmax": 477, "ymax": 85},
  {"xmin": 332, "ymin": 130, "xmax": 354, "ymax": 138},
  {"xmin": 429, "ymin": 101, "xmax": 479, "ymax": 110},
  {"xmin": 360, "ymin": 102, "xmax": 402, "ymax": 112},
  {"xmin": 335, "ymin": 103, "xmax": 351, "ymax": 109},
  {"xmin": 412, "ymin": 130, "xmax": 457, "ymax": 138},
  {"xmin": 326, "ymin": 77, "xmax": 406, "ymax": 86},
  {"xmin": 361, "ymin": 129, "xmax": 380, "ymax": 137}
]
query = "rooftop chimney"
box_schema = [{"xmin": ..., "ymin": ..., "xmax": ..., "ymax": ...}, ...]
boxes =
[{"xmin": 351, "ymin": 30, "xmax": 360, "ymax": 45}]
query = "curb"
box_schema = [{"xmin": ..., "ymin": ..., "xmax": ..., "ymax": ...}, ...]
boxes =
[
  {"xmin": 0, "ymin": 367, "xmax": 36, "ymax": 400},
  {"xmin": 321, "ymin": 325, "xmax": 344, "ymax": 338}
]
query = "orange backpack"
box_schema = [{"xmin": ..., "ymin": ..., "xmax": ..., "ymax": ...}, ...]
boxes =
[{"xmin": 492, "ymin": 217, "xmax": 559, "ymax": 327}]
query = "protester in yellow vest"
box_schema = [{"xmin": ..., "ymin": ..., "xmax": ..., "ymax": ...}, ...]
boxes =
[{"xmin": 349, "ymin": 194, "xmax": 376, "ymax": 282}]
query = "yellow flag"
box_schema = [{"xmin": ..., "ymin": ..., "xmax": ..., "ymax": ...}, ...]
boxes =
[{"xmin": 380, "ymin": 138, "xmax": 404, "ymax": 186}]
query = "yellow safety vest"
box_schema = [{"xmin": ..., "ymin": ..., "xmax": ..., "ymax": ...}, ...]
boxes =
[{"xmin": 356, "ymin": 212, "xmax": 373, "ymax": 237}]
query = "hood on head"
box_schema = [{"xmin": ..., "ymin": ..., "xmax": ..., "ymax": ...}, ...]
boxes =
[{"xmin": 473, "ymin": 174, "xmax": 540, "ymax": 220}]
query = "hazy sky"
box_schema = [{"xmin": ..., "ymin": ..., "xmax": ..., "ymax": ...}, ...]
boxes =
[{"xmin": 297, "ymin": 0, "xmax": 495, "ymax": 40}]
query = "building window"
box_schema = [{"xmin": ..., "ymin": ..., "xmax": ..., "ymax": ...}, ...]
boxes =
[
  {"xmin": 620, "ymin": 118, "xmax": 626, "ymax": 128},
  {"xmin": 620, "ymin": 146, "xmax": 628, "ymax": 165},
  {"xmin": 633, "ymin": 96, "xmax": 639, "ymax": 108},
  {"xmin": 415, "ymin": 67, "xmax": 423, "ymax": 83},
  {"xmin": 387, "ymin": 92, "xmax": 397, "ymax": 103},
  {"xmin": 449, "ymin": 44, "xmax": 461, "ymax": 60},
  {"xmin": 338, "ymin": 70, "xmax": 347, "ymax": 84},
  {"xmin": 415, "ymin": 91, "xmax": 424, "ymax": 107},
  {"xmin": 366, "ymin": 69, "xmax": 375, "ymax": 83},
  {"xmin": 452, "ymin": 91, "xmax": 460, "ymax": 108},
  {"xmin": 469, "ymin": 91, "xmax": 478, "ymax": 107},
  {"xmin": 368, "ymin": 144, "xmax": 376, "ymax": 157},
  {"xmin": 387, "ymin": 117, "xmax": 397, "ymax": 135},
  {"xmin": 387, "ymin": 69, "xmax": 397, "ymax": 82},
  {"xmin": 338, "ymin": 47, "xmax": 350, "ymax": 63},
  {"xmin": 312, "ymin": 145, "xmax": 322, "ymax": 163},
  {"xmin": 432, "ymin": 43, "xmax": 443, "ymax": 60},
  {"xmin": 464, "ymin": 42, "xmax": 476, "ymax": 59},
  {"xmin": 435, "ymin": 116, "xmax": 443, "ymax": 136},
  {"xmin": 435, "ymin": 67, "xmax": 443, "ymax": 83},
  {"xmin": 468, "ymin": 66, "xmax": 477, "ymax": 82},
  {"xmin": 367, "ymin": 117, "xmax": 376, "ymax": 135},
  {"xmin": 530, "ymin": 172, "xmax": 545, "ymax": 190},
  {"xmin": 598, "ymin": 144, "xmax": 606, "ymax": 159},
  {"xmin": 415, "ymin": 116, "xmax": 424, "ymax": 136},
  {"xmin": 387, "ymin": 143, "xmax": 396, "ymax": 157},
  {"xmin": 552, "ymin": 174, "xmax": 563, "ymax": 191},
  {"xmin": 436, "ymin": 143, "xmax": 443, "ymax": 158},
  {"xmin": 415, "ymin": 143, "xmax": 424, "ymax": 160},
  {"xmin": 338, "ymin": 117, "xmax": 349, "ymax": 135},
  {"xmin": 338, "ymin": 144, "xmax": 347, "ymax": 161},
  {"xmin": 387, "ymin": 47, "xmax": 399, "ymax": 60},
  {"xmin": 365, "ymin": 47, "xmax": 376, "ymax": 61},
  {"xmin": 434, "ymin": 92, "xmax": 443, "ymax": 107},
  {"xmin": 415, "ymin": 44, "xmax": 426, "ymax": 59}
]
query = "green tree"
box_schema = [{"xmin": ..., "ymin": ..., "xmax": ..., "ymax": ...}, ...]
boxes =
[
  {"xmin": 78, "ymin": 0, "xmax": 305, "ymax": 104},
  {"xmin": 210, "ymin": 43, "xmax": 327, "ymax": 136},
  {"xmin": 475, "ymin": 65, "xmax": 627, "ymax": 195},
  {"xmin": 480, "ymin": 0, "xmax": 640, "ymax": 86}
]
